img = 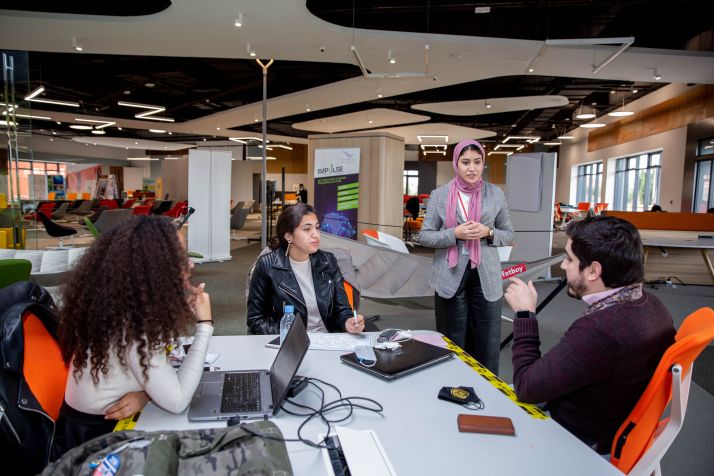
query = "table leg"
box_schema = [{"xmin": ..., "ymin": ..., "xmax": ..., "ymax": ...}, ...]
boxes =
[{"xmin": 701, "ymin": 249, "xmax": 714, "ymax": 285}]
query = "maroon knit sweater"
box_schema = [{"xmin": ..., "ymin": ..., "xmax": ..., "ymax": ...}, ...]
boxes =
[{"xmin": 512, "ymin": 291, "xmax": 676, "ymax": 452}]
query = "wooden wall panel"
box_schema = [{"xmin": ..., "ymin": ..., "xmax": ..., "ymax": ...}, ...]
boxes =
[
  {"xmin": 266, "ymin": 143, "xmax": 307, "ymax": 174},
  {"xmin": 589, "ymin": 85, "xmax": 714, "ymax": 152}
]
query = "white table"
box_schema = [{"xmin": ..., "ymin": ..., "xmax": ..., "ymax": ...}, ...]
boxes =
[
  {"xmin": 136, "ymin": 334, "xmax": 622, "ymax": 476},
  {"xmin": 642, "ymin": 237, "xmax": 714, "ymax": 284}
]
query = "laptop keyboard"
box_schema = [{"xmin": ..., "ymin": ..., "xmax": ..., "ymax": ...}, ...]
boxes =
[{"xmin": 221, "ymin": 372, "xmax": 262, "ymax": 413}]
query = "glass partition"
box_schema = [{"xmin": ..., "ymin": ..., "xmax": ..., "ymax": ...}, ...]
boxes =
[{"xmin": 2, "ymin": 50, "xmax": 39, "ymax": 249}]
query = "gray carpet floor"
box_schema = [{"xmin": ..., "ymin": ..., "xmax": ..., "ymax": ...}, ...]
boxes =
[{"xmin": 193, "ymin": 242, "xmax": 714, "ymax": 475}]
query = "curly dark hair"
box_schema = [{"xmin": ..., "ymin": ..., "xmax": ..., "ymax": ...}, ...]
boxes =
[{"xmin": 59, "ymin": 216, "xmax": 195, "ymax": 384}]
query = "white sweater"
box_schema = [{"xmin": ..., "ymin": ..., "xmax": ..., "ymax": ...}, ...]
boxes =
[{"xmin": 65, "ymin": 322, "xmax": 213, "ymax": 415}]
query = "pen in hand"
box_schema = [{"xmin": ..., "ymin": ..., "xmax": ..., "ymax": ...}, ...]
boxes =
[{"xmin": 353, "ymin": 310, "xmax": 358, "ymax": 327}]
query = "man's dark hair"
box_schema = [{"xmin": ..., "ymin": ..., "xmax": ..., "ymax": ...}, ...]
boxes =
[{"xmin": 565, "ymin": 216, "xmax": 644, "ymax": 287}]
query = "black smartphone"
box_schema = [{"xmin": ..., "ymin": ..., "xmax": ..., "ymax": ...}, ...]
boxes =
[{"xmin": 175, "ymin": 207, "xmax": 195, "ymax": 230}]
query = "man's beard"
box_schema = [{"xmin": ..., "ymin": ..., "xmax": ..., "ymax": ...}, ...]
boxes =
[{"xmin": 566, "ymin": 276, "xmax": 588, "ymax": 300}]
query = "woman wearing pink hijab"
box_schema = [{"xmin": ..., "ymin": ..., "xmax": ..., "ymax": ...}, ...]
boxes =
[{"xmin": 420, "ymin": 140, "xmax": 513, "ymax": 374}]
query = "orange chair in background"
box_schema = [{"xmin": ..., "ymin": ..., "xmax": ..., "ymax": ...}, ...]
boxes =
[
  {"xmin": 81, "ymin": 192, "xmax": 91, "ymax": 200},
  {"xmin": 576, "ymin": 202, "xmax": 592, "ymax": 212},
  {"xmin": 595, "ymin": 202, "xmax": 609, "ymax": 215},
  {"xmin": 610, "ymin": 307, "xmax": 714, "ymax": 475},
  {"xmin": 66, "ymin": 193, "xmax": 77, "ymax": 200}
]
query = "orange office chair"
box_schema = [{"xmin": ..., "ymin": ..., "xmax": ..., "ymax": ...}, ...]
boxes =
[
  {"xmin": 342, "ymin": 280, "xmax": 379, "ymax": 330},
  {"xmin": 595, "ymin": 202, "xmax": 609, "ymax": 215},
  {"xmin": 576, "ymin": 201, "xmax": 592, "ymax": 212},
  {"xmin": 610, "ymin": 307, "xmax": 714, "ymax": 475}
]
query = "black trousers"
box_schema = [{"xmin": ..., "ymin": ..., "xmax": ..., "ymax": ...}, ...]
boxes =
[
  {"xmin": 53, "ymin": 401, "xmax": 116, "ymax": 460},
  {"xmin": 435, "ymin": 265, "xmax": 502, "ymax": 375}
]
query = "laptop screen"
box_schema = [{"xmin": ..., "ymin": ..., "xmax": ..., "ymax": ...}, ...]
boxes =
[{"xmin": 269, "ymin": 315, "xmax": 310, "ymax": 414}]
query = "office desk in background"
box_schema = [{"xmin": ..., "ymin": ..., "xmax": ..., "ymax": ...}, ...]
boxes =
[
  {"xmin": 136, "ymin": 334, "xmax": 621, "ymax": 476},
  {"xmin": 642, "ymin": 237, "xmax": 714, "ymax": 284}
]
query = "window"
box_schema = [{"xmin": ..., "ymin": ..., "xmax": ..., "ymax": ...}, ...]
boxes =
[
  {"xmin": 693, "ymin": 159, "xmax": 713, "ymax": 213},
  {"xmin": 613, "ymin": 152, "xmax": 661, "ymax": 211},
  {"xmin": 4, "ymin": 159, "xmax": 68, "ymax": 200},
  {"xmin": 576, "ymin": 162, "xmax": 602, "ymax": 204},
  {"xmin": 696, "ymin": 137, "xmax": 714, "ymax": 157},
  {"xmin": 403, "ymin": 169, "xmax": 419, "ymax": 196}
]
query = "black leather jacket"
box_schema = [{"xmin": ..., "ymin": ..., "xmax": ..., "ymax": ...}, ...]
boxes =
[
  {"xmin": 0, "ymin": 282, "xmax": 60, "ymax": 475},
  {"xmin": 247, "ymin": 248, "xmax": 353, "ymax": 334}
]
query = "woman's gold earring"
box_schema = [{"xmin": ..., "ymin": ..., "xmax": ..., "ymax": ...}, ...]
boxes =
[{"xmin": 285, "ymin": 240, "xmax": 292, "ymax": 256}]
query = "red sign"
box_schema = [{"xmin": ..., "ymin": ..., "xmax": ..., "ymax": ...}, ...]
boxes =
[{"xmin": 502, "ymin": 263, "xmax": 527, "ymax": 280}]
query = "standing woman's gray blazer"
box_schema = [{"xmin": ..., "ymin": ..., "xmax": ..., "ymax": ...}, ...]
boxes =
[{"xmin": 419, "ymin": 179, "xmax": 513, "ymax": 301}]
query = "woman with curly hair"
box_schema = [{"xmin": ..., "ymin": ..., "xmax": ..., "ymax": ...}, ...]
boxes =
[{"xmin": 55, "ymin": 215, "xmax": 212, "ymax": 452}]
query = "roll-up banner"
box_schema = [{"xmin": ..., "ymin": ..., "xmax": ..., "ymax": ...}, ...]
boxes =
[{"xmin": 314, "ymin": 147, "xmax": 360, "ymax": 239}]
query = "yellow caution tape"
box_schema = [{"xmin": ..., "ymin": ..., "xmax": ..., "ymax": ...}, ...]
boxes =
[
  {"xmin": 113, "ymin": 410, "xmax": 143, "ymax": 432},
  {"xmin": 443, "ymin": 337, "xmax": 549, "ymax": 420}
]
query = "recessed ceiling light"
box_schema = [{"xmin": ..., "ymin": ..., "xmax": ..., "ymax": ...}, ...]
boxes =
[
  {"xmin": 580, "ymin": 123, "xmax": 606, "ymax": 128},
  {"xmin": 149, "ymin": 129, "xmax": 166, "ymax": 133},
  {"xmin": 52, "ymin": 131, "xmax": 57, "ymax": 135},
  {"xmin": 117, "ymin": 127, "xmax": 123, "ymax": 131},
  {"xmin": 123, "ymin": 90, "xmax": 131, "ymax": 95},
  {"xmin": 528, "ymin": 67, "xmax": 534, "ymax": 73},
  {"xmin": 305, "ymin": 104, "xmax": 311, "ymax": 112},
  {"xmin": 134, "ymin": 141, "xmax": 139, "ymax": 145},
  {"xmin": 72, "ymin": 37, "xmax": 83, "ymax": 52},
  {"xmin": 388, "ymin": 50, "xmax": 396, "ymax": 64},
  {"xmin": 91, "ymin": 129, "xmax": 105, "ymax": 135},
  {"xmin": 558, "ymin": 135, "xmax": 575, "ymax": 140},
  {"xmin": 56, "ymin": 121, "xmax": 61, "ymax": 125},
  {"xmin": 216, "ymin": 127, "xmax": 221, "ymax": 130},
  {"xmin": 377, "ymin": 89, "xmax": 383, "ymax": 98},
  {"xmin": 69, "ymin": 124, "xmax": 92, "ymax": 130},
  {"xmin": 168, "ymin": 131, "xmax": 172, "ymax": 135},
  {"xmin": 145, "ymin": 82, "xmax": 155, "ymax": 88}
]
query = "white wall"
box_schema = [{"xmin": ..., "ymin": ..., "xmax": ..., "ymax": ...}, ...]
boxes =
[
  {"xmin": 436, "ymin": 161, "xmax": 453, "ymax": 187},
  {"xmin": 231, "ymin": 160, "xmax": 261, "ymax": 204},
  {"xmin": 123, "ymin": 167, "xmax": 148, "ymax": 192},
  {"xmin": 161, "ymin": 157, "xmax": 189, "ymax": 202},
  {"xmin": 555, "ymin": 83, "xmax": 695, "ymax": 211}
]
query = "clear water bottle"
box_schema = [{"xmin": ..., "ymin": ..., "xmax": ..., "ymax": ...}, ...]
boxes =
[{"xmin": 279, "ymin": 305, "xmax": 296, "ymax": 344}]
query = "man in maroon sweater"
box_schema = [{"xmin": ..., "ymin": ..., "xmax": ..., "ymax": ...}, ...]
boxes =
[{"xmin": 504, "ymin": 216, "xmax": 675, "ymax": 454}]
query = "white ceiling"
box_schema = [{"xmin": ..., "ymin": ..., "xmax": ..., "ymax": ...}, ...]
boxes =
[
  {"xmin": 71, "ymin": 136, "xmax": 195, "ymax": 151},
  {"xmin": 1, "ymin": 0, "xmax": 713, "ymax": 144},
  {"xmin": 372, "ymin": 123, "xmax": 496, "ymax": 145},
  {"xmin": 293, "ymin": 108, "xmax": 429, "ymax": 133},
  {"xmin": 412, "ymin": 95, "xmax": 570, "ymax": 116}
]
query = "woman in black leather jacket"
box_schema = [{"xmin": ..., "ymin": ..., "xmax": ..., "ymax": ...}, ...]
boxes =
[{"xmin": 247, "ymin": 203, "xmax": 366, "ymax": 335}]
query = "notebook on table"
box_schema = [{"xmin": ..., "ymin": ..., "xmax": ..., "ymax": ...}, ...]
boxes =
[
  {"xmin": 340, "ymin": 339, "xmax": 453, "ymax": 381},
  {"xmin": 188, "ymin": 315, "xmax": 309, "ymax": 421}
]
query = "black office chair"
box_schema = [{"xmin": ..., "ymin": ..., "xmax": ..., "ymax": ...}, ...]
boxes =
[
  {"xmin": 37, "ymin": 211, "xmax": 77, "ymax": 248},
  {"xmin": 405, "ymin": 196, "xmax": 420, "ymax": 220}
]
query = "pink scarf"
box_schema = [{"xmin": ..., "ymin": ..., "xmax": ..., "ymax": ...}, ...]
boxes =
[{"xmin": 445, "ymin": 140, "xmax": 485, "ymax": 268}]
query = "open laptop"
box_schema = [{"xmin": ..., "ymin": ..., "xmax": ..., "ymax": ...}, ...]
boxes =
[
  {"xmin": 188, "ymin": 315, "xmax": 309, "ymax": 421},
  {"xmin": 340, "ymin": 339, "xmax": 453, "ymax": 381}
]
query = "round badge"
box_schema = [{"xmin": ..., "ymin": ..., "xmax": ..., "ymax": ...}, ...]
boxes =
[{"xmin": 450, "ymin": 388, "xmax": 469, "ymax": 400}]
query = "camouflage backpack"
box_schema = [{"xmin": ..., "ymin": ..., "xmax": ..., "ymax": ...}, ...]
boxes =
[{"xmin": 42, "ymin": 421, "xmax": 292, "ymax": 476}]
